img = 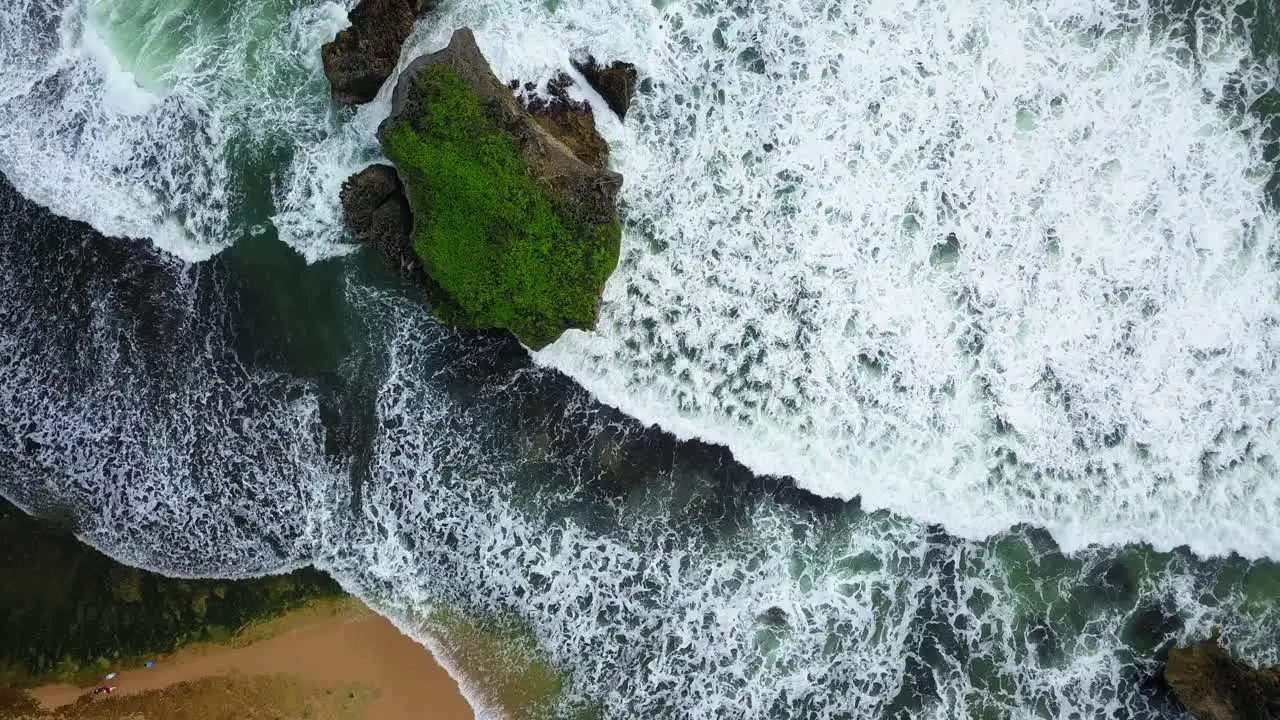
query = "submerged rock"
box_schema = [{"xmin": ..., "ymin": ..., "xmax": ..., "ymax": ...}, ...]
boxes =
[
  {"xmin": 1165, "ymin": 633, "xmax": 1280, "ymax": 720},
  {"xmin": 322, "ymin": 0, "xmax": 436, "ymax": 105},
  {"xmin": 375, "ymin": 28, "xmax": 622, "ymax": 349},
  {"xmin": 759, "ymin": 606, "xmax": 791, "ymax": 629},
  {"xmin": 571, "ymin": 54, "xmax": 638, "ymax": 120},
  {"xmin": 1124, "ymin": 604, "xmax": 1182, "ymax": 654}
]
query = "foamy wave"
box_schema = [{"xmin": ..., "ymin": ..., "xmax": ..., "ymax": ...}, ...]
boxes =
[
  {"xmin": 529, "ymin": 0, "xmax": 1280, "ymax": 557},
  {"xmin": 4, "ymin": 2, "xmax": 1280, "ymax": 715},
  {"xmin": 0, "ymin": 0, "xmax": 354, "ymax": 261},
  {"xmin": 313, "ymin": 283, "xmax": 1267, "ymax": 719},
  {"xmin": 0, "ymin": 179, "xmax": 332, "ymax": 575}
]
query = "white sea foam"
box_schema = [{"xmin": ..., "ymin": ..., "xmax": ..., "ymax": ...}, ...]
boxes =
[
  {"xmin": 514, "ymin": 0, "xmax": 1280, "ymax": 557},
  {"xmin": 310, "ymin": 283, "xmax": 1269, "ymax": 718},
  {"xmin": 0, "ymin": 184, "xmax": 333, "ymax": 574},
  {"xmin": 0, "ymin": 0, "xmax": 353, "ymax": 260},
  {"xmin": 266, "ymin": 0, "xmax": 1280, "ymax": 557}
]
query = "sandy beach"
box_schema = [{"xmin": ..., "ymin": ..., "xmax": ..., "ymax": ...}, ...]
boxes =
[{"xmin": 23, "ymin": 599, "xmax": 475, "ymax": 720}]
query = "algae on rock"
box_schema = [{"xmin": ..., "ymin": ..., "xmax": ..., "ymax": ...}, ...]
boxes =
[
  {"xmin": 377, "ymin": 28, "xmax": 623, "ymax": 350},
  {"xmin": 1165, "ymin": 632, "xmax": 1280, "ymax": 720},
  {"xmin": 0, "ymin": 498, "xmax": 341, "ymax": 687}
]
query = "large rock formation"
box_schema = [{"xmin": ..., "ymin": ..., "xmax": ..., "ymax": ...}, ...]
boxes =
[
  {"xmin": 322, "ymin": 0, "xmax": 435, "ymax": 105},
  {"xmin": 371, "ymin": 28, "xmax": 623, "ymax": 349},
  {"xmin": 571, "ymin": 54, "xmax": 638, "ymax": 120},
  {"xmin": 1166, "ymin": 633, "xmax": 1280, "ymax": 720}
]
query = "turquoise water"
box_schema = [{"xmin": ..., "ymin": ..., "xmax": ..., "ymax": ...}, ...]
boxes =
[{"xmin": 2, "ymin": 0, "xmax": 1280, "ymax": 717}]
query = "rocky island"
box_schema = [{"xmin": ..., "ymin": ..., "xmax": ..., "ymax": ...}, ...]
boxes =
[{"xmin": 334, "ymin": 17, "xmax": 634, "ymax": 350}]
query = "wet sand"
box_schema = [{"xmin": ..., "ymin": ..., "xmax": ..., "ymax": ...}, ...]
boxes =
[{"xmin": 27, "ymin": 599, "xmax": 475, "ymax": 720}]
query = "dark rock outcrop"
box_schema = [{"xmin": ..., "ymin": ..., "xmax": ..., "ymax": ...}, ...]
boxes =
[
  {"xmin": 0, "ymin": 497, "xmax": 341, "ymax": 685},
  {"xmin": 322, "ymin": 0, "xmax": 436, "ymax": 105},
  {"xmin": 761, "ymin": 606, "xmax": 789, "ymax": 627},
  {"xmin": 571, "ymin": 54, "xmax": 638, "ymax": 120},
  {"xmin": 1165, "ymin": 633, "xmax": 1280, "ymax": 720},
  {"xmin": 372, "ymin": 28, "xmax": 622, "ymax": 349},
  {"xmin": 513, "ymin": 73, "xmax": 610, "ymax": 170},
  {"xmin": 339, "ymin": 164, "xmax": 416, "ymax": 281}
]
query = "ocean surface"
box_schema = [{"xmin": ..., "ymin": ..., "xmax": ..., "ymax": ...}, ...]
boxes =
[{"xmin": 3, "ymin": 0, "xmax": 1280, "ymax": 716}]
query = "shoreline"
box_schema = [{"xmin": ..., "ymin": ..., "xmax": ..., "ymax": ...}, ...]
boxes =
[{"xmin": 22, "ymin": 598, "xmax": 475, "ymax": 720}]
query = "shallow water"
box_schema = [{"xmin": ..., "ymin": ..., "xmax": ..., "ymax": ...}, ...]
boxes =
[{"xmin": 2, "ymin": 0, "xmax": 1280, "ymax": 717}]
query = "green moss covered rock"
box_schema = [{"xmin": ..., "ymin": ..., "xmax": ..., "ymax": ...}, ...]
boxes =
[{"xmin": 375, "ymin": 28, "xmax": 623, "ymax": 350}]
